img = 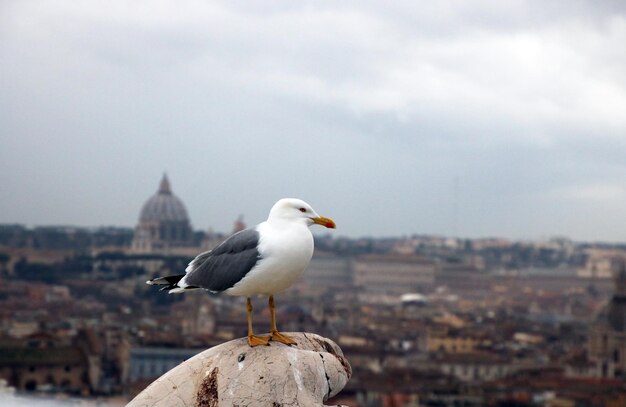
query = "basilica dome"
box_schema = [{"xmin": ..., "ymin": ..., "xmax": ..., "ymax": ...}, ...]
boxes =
[
  {"xmin": 131, "ymin": 174, "xmax": 194, "ymax": 253},
  {"xmin": 139, "ymin": 175, "xmax": 189, "ymax": 222}
]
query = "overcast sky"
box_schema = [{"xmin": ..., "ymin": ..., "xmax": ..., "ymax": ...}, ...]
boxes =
[{"xmin": 1, "ymin": 1, "xmax": 626, "ymax": 241}]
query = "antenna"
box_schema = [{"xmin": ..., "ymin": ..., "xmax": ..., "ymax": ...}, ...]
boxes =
[{"xmin": 453, "ymin": 176, "xmax": 459, "ymax": 238}]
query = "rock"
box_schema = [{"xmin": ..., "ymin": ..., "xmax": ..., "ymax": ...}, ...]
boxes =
[{"xmin": 127, "ymin": 332, "xmax": 351, "ymax": 407}]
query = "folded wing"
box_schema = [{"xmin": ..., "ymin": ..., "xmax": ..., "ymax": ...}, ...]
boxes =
[{"xmin": 183, "ymin": 228, "xmax": 262, "ymax": 292}]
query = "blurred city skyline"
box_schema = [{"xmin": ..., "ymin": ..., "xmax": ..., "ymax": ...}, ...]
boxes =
[{"xmin": 1, "ymin": 1, "xmax": 626, "ymax": 241}]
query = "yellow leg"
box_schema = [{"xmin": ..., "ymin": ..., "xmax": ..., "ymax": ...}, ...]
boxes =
[
  {"xmin": 247, "ymin": 297, "xmax": 269, "ymax": 347},
  {"xmin": 269, "ymin": 295, "xmax": 297, "ymax": 345}
]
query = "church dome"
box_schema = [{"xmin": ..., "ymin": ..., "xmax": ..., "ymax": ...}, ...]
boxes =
[{"xmin": 139, "ymin": 174, "xmax": 190, "ymax": 222}]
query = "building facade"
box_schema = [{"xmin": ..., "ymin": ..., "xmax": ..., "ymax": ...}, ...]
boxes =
[
  {"xmin": 0, "ymin": 331, "xmax": 100, "ymax": 395},
  {"xmin": 129, "ymin": 347, "xmax": 201, "ymax": 382},
  {"xmin": 588, "ymin": 260, "xmax": 626, "ymax": 378},
  {"xmin": 353, "ymin": 254, "xmax": 436, "ymax": 295}
]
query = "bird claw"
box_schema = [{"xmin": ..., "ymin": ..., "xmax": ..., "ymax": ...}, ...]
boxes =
[
  {"xmin": 270, "ymin": 331, "xmax": 297, "ymax": 345},
  {"xmin": 247, "ymin": 334, "xmax": 270, "ymax": 347}
]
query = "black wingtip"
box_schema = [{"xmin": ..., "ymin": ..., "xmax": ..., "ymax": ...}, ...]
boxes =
[{"xmin": 146, "ymin": 274, "xmax": 186, "ymax": 292}]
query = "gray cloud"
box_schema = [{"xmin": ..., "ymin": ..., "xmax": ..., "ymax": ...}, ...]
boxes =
[{"xmin": 1, "ymin": 0, "xmax": 625, "ymax": 241}]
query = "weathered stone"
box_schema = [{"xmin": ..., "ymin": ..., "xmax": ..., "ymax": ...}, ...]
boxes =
[{"xmin": 127, "ymin": 333, "xmax": 350, "ymax": 407}]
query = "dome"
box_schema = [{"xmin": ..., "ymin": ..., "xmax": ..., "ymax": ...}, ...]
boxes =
[{"xmin": 139, "ymin": 174, "xmax": 190, "ymax": 222}]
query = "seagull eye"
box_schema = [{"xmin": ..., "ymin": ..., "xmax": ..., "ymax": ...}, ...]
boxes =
[{"xmin": 299, "ymin": 207, "xmax": 307, "ymax": 213}]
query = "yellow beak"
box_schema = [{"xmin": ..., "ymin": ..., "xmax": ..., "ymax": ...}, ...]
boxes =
[{"xmin": 312, "ymin": 216, "xmax": 336, "ymax": 229}]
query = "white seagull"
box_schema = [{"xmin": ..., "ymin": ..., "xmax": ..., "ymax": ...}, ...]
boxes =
[{"xmin": 147, "ymin": 198, "xmax": 336, "ymax": 347}]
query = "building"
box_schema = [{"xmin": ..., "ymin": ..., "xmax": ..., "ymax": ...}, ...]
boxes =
[
  {"xmin": 298, "ymin": 253, "xmax": 352, "ymax": 291},
  {"xmin": 433, "ymin": 352, "xmax": 515, "ymax": 383},
  {"xmin": 435, "ymin": 263, "xmax": 490, "ymax": 297},
  {"xmin": 353, "ymin": 254, "xmax": 436, "ymax": 295},
  {"xmin": 131, "ymin": 174, "xmax": 194, "ymax": 253},
  {"xmin": 427, "ymin": 326, "xmax": 485, "ymax": 354},
  {"xmin": 0, "ymin": 331, "xmax": 101, "ymax": 395},
  {"xmin": 588, "ymin": 260, "xmax": 626, "ymax": 378},
  {"xmin": 578, "ymin": 249, "xmax": 626, "ymax": 279},
  {"xmin": 129, "ymin": 347, "xmax": 202, "ymax": 382}
]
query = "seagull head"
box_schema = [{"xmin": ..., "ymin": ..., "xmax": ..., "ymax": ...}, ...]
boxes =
[{"xmin": 268, "ymin": 198, "xmax": 336, "ymax": 229}]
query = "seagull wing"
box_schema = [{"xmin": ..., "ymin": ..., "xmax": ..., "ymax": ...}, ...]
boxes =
[{"xmin": 183, "ymin": 228, "xmax": 261, "ymax": 292}]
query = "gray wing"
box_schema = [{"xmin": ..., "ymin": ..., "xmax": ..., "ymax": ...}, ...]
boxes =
[{"xmin": 184, "ymin": 228, "xmax": 261, "ymax": 292}]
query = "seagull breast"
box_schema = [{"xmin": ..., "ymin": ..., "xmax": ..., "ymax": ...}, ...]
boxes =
[{"xmin": 225, "ymin": 220, "xmax": 314, "ymax": 297}]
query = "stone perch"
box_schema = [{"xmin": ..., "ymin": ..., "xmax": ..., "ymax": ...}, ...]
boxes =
[{"xmin": 127, "ymin": 333, "xmax": 351, "ymax": 407}]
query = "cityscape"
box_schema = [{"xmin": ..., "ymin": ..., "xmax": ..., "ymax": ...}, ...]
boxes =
[
  {"xmin": 3, "ymin": 1, "xmax": 626, "ymax": 406},
  {"xmin": 1, "ymin": 175, "xmax": 626, "ymax": 406}
]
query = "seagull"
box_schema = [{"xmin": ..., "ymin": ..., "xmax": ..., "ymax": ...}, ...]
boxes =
[{"xmin": 147, "ymin": 198, "xmax": 336, "ymax": 347}]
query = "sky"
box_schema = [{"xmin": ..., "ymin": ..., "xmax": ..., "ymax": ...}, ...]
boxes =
[{"xmin": 1, "ymin": 1, "xmax": 626, "ymax": 241}]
